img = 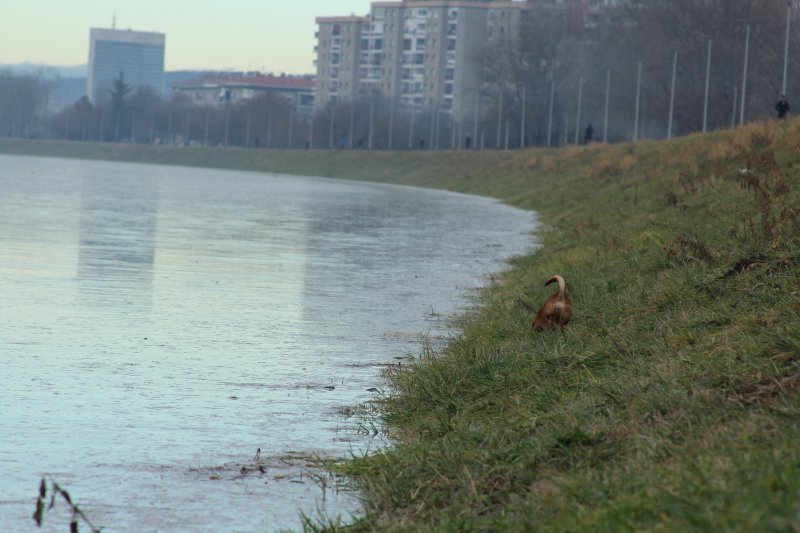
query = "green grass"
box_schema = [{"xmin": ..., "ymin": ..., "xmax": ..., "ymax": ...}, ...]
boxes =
[{"xmin": 3, "ymin": 120, "xmax": 800, "ymax": 531}]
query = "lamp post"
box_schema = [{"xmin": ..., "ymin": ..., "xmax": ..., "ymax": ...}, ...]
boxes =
[
  {"xmin": 633, "ymin": 61, "xmax": 642, "ymax": 142},
  {"xmin": 520, "ymin": 84, "xmax": 527, "ymax": 148},
  {"xmin": 783, "ymin": 2, "xmax": 792, "ymax": 95},
  {"xmin": 496, "ymin": 89, "xmax": 503, "ymax": 149},
  {"xmin": 703, "ymin": 40, "xmax": 712, "ymax": 133},
  {"xmin": 574, "ymin": 77, "xmax": 584, "ymax": 145},
  {"xmin": 547, "ymin": 79, "xmax": 556, "ymax": 146},
  {"xmin": 667, "ymin": 51, "xmax": 678, "ymax": 140},
  {"xmin": 603, "ymin": 68, "xmax": 610, "ymax": 143},
  {"xmin": 740, "ymin": 24, "xmax": 750, "ymax": 126}
]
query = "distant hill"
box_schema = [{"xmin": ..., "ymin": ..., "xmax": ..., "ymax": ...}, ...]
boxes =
[{"xmin": 0, "ymin": 63, "xmax": 87, "ymax": 79}]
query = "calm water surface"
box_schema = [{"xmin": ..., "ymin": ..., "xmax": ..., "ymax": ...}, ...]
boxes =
[{"xmin": 0, "ymin": 154, "xmax": 535, "ymax": 531}]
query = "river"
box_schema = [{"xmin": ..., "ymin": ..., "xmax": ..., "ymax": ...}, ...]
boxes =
[{"xmin": 0, "ymin": 154, "xmax": 535, "ymax": 531}]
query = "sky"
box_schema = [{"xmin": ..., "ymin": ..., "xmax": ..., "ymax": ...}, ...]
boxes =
[{"xmin": 2, "ymin": 0, "xmax": 373, "ymax": 74}]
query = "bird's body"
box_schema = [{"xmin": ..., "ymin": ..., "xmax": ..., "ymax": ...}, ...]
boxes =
[{"xmin": 532, "ymin": 275, "xmax": 572, "ymax": 332}]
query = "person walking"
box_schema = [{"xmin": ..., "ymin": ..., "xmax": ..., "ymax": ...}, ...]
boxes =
[
  {"xmin": 583, "ymin": 124, "xmax": 595, "ymax": 144},
  {"xmin": 775, "ymin": 95, "xmax": 791, "ymax": 119}
]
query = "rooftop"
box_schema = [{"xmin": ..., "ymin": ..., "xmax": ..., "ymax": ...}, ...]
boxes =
[{"xmin": 175, "ymin": 75, "xmax": 314, "ymax": 91}]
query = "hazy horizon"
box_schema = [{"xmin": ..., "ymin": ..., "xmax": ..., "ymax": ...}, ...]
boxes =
[{"xmin": 3, "ymin": 0, "xmax": 372, "ymax": 74}]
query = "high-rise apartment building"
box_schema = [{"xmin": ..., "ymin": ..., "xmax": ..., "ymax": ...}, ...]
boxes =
[
  {"xmin": 315, "ymin": 16, "xmax": 369, "ymax": 107},
  {"xmin": 87, "ymin": 28, "xmax": 166, "ymax": 103},
  {"xmin": 316, "ymin": 1, "xmax": 515, "ymax": 122},
  {"xmin": 315, "ymin": 1, "xmax": 614, "ymax": 124}
]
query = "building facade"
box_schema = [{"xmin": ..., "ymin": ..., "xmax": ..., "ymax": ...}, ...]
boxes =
[
  {"xmin": 314, "ymin": 0, "xmax": 612, "ymax": 123},
  {"xmin": 87, "ymin": 28, "xmax": 166, "ymax": 103},
  {"xmin": 173, "ymin": 75, "xmax": 315, "ymax": 115},
  {"xmin": 314, "ymin": 16, "xmax": 369, "ymax": 107},
  {"xmin": 316, "ymin": 1, "xmax": 510, "ymax": 121},
  {"xmin": 314, "ymin": 0, "xmax": 620, "ymax": 135}
]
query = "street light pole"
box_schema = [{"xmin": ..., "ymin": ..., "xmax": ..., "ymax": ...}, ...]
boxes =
[
  {"xmin": 520, "ymin": 84, "xmax": 527, "ymax": 148},
  {"xmin": 574, "ymin": 77, "xmax": 584, "ymax": 145},
  {"xmin": 548, "ymin": 78, "xmax": 556, "ymax": 146},
  {"xmin": 496, "ymin": 89, "xmax": 503, "ymax": 149},
  {"xmin": 703, "ymin": 39, "xmax": 712, "ymax": 133},
  {"xmin": 784, "ymin": 2, "xmax": 792, "ymax": 95},
  {"xmin": 388, "ymin": 98, "xmax": 395, "ymax": 150},
  {"xmin": 740, "ymin": 24, "xmax": 750, "ymax": 126},
  {"xmin": 634, "ymin": 61, "xmax": 642, "ymax": 142},
  {"xmin": 667, "ymin": 51, "xmax": 678, "ymax": 140},
  {"xmin": 603, "ymin": 68, "xmax": 610, "ymax": 143}
]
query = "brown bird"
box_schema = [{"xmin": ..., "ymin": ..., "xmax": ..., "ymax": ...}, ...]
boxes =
[{"xmin": 531, "ymin": 275, "xmax": 572, "ymax": 332}]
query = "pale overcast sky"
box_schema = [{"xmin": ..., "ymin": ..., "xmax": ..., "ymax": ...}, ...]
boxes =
[{"xmin": 2, "ymin": 0, "xmax": 372, "ymax": 73}]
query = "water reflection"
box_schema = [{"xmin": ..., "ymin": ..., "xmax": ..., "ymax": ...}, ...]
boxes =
[
  {"xmin": 77, "ymin": 170, "xmax": 158, "ymax": 306},
  {"xmin": 0, "ymin": 155, "xmax": 535, "ymax": 532}
]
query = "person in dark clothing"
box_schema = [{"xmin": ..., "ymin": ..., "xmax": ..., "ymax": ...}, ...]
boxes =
[
  {"xmin": 583, "ymin": 124, "xmax": 595, "ymax": 144},
  {"xmin": 776, "ymin": 95, "xmax": 791, "ymax": 119}
]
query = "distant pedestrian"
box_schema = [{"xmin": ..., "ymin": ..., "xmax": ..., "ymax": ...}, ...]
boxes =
[
  {"xmin": 776, "ymin": 95, "xmax": 791, "ymax": 119},
  {"xmin": 583, "ymin": 124, "xmax": 595, "ymax": 144}
]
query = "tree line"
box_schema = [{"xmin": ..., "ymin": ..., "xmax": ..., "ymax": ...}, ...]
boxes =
[
  {"xmin": 2, "ymin": 0, "xmax": 799, "ymax": 150},
  {"xmin": 482, "ymin": 0, "xmax": 800, "ymax": 147}
]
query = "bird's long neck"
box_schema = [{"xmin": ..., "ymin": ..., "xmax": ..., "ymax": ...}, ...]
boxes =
[{"xmin": 551, "ymin": 275, "xmax": 566, "ymax": 298}]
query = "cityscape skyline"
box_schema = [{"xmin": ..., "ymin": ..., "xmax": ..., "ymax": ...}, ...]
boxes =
[{"xmin": 2, "ymin": 0, "xmax": 372, "ymax": 74}]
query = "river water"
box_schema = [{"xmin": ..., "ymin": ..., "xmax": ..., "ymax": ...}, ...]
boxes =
[{"xmin": 0, "ymin": 154, "xmax": 535, "ymax": 532}]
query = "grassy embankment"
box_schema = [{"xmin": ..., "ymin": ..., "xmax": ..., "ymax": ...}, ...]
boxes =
[{"xmin": 3, "ymin": 121, "xmax": 800, "ymax": 530}]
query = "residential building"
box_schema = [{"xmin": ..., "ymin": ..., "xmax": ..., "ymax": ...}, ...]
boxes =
[
  {"xmin": 314, "ymin": 0, "xmax": 615, "ymax": 126},
  {"xmin": 314, "ymin": 16, "xmax": 369, "ymax": 107},
  {"xmin": 87, "ymin": 28, "xmax": 165, "ymax": 103},
  {"xmin": 315, "ymin": 1, "xmax": 603, "ymax": 121},
  {"xmin": 173, "ymin": 74, "xmax": 315, "ymax": 115}
]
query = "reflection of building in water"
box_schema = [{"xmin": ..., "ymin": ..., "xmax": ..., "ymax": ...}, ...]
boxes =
[
  {"xmin": 78, "ymin": 172, "xmax": 158, "ymax": 303},
  {"xmin": 298, "ymin": 183, "xmax": 451, "ymax": 330}
]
